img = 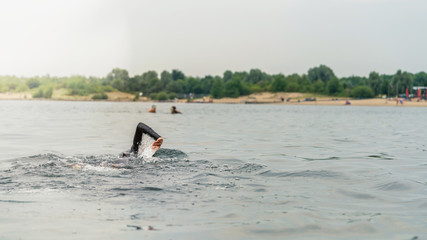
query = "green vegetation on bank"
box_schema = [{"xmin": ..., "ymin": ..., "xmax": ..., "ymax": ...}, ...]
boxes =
[{"xmin": 1, "ymin": 65, "xmax": 426, "ymax": 99}]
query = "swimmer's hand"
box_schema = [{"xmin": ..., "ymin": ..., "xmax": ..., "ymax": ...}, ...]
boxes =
[{"xmin": 152, "ymin": 137, "xmax": 163, "ymax": 151}]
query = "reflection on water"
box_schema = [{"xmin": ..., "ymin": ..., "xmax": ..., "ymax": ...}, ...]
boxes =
[{"xmin": 0, "ymin": 100, "xmax": 426, "ymax": 239}]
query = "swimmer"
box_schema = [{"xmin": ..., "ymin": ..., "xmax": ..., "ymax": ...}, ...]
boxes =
[
  {"xmin": 70, "ymin": 122, "xmax": 163, "ymax": 170},
  {"xmin": 148, "ymin": 105, "xmax": 156, "ymax": 113},
  {"xmin": 171, "ymin": 106, "xmax": 181, "ymax": 114},
  {"xmin": 121, "ymin": 122, "xmax": 163, "ymax": 157}
]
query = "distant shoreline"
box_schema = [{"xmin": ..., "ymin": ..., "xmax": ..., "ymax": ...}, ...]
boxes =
[{"xmin": 1, "ymin": 91, "xmax": 426, "ymax": 107}]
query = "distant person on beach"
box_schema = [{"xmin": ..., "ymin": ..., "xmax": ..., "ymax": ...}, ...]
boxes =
[
  {"xmin": 148, "ymin": 105, "xmax": 156, "ymax": 113},
  {"xmin": 121, "ymin": 122, "xmax": 163, "ymax": 157},
  {"xmin": 345, "ymin": 100, "xmax": 351, "ymax": 105},
  {"xmin": 171, "ymin": 106, "xmax": 181, "ymax": 114}
]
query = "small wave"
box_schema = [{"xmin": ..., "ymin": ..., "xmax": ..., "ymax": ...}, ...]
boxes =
[
  {"xmin": 1, "ymin": 150, "xmax": 188, "ymax": 193},
  {"xmin": 337, "ymin": 189, "xmax": 376, "ymax": 199},
  {"xmin": 251, "ymin": 224, "xmax": 322, "ymax": 235},
  {"xmin": 375, "ymin": 181, "xmax": 411, "ymax": 191},
  {"xmin": 232, "ymin": 163, "xmax": 265, "ymax": 173},
  {"xmin": 0, "ymin": 199, "xmax": 34, "ymax": 203},
  {"xmin": 2, "ymin": 151, "xmax": 272, "ymax": 204},
  {"xmin": 154, "ymin": 148, "xmax": 188, "ymax": 159},
  {"xmin": 302, "ymin": 156, "xmax": 340, "ymax": 161},
  {"xmin": 367, "ymin": 153, "xmax": 394, "ymax": 160},
  {"xmin": 258, "ymin": 170, "xmax": 342, "ymax": 179},
  {"xmin": 0, "ymin": 177, "xmax": 12, "ymax": 185},
  {"xmin": 137, "ymin": 187, "xmax": 163, "ymax": 191},
  {"xmin": 28, "ymin": 153, "xmax": 62, "ymax": 160},
  {"xmin": 111, "ymin": 187, "xmax": 163, "ymax": 192}
]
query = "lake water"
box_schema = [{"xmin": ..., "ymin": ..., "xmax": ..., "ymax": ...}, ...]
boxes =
[{"xmin": 0, "ymin": 100, "xmax": 426, "ymax": 240}]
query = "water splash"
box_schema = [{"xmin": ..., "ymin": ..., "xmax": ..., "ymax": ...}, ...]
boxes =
[{"xmin": 139, "ymin": 134, "xmax": 156, "ymax": 159}]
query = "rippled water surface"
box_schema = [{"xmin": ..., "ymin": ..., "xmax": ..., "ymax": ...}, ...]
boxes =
[{"xmin": 0, "ymin": 100, "xmax": 426, "ymax": 239}]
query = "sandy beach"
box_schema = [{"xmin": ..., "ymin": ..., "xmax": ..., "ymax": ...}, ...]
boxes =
[
  {"xmin": 0, "ymin": 90, "xmax": 140, "ymax": 102},
  {"xmin": 203, "ymin": 92, "xmax": 427, "ymax": 107},
  {"xmin": 1, "ymin": 90, "xmax": 426, "ymax": 107}
]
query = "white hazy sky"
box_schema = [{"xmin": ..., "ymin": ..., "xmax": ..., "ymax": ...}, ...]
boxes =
[{"xmin": 0, "ymin": 0, "xmax": 426, "ymax": 78}]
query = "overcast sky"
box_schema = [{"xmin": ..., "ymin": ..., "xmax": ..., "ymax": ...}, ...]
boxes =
[{"xmin": 0, "ymin": 0, "xmax": 426, "ymax": 78}]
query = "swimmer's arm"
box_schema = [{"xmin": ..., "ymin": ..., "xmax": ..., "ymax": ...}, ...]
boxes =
[{"xmin": 138, "ymin": 122, "xmax": 161, "ymax": 140}]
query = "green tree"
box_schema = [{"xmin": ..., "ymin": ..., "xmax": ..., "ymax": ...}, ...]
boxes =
[
  {"xmin": 201, "ymin": 76, "xmax": 214, "ymax": 94},
  {"xmin": 33, "ymin": 89, "xmax": 44, "ymax": 98},
  {"xmin": 168, "ymin": 92, "xmax": 178, "ymax": 100},
  {"xmin": 33, "ymin": 87, "xmax": 53, "ymax": 98},
  {"xmin": 298, "ymin": 74, "xmax": 311, "ymax": 92},
  {"xmin": 106, "ymin": 68, "xmax": 129, "ymax": 83},
  {"xmin": 126, "ymin": 77, "xmax": 140, "ymax": 92},
  {"xmin": 271, "ymin": 74, "xmax": 286, "ymax": 92},
  {"xmin": 105, "ymin": 68, "xmax": 129, "ymax": 91},
  {"xmin": 0, "ymin": 81, "xmax": 6, "ymax": 92},
  {"xmin": 350, "ymin": 86, "xmax": 375, "ymax": 98},
  {"xmin": 172, "ymin": 69, "xmax": 185, "ymax": 81},
  {"xmin": 340, "ymin": 75, "xmax": 367, "ymax": 88},
  {"xmin": 368, "ymin": 71, "xmax": 382, "ymax": 96},
  {"xmin": 285, "ymin": 82, "xmax": 299, "ymax": 92},
  {"xmin": 210, "ymin": 78, "xmax": 224, "ymax": 98},
  {"xmin": 156, "ymin": 91, "xmax": 168, "ymax": 100},
  {"xmin": 112, "ymin": 79, "xmax": 125, "ymax": 92},
  {"xmin": 133, "ymin": 70, "xmax": 160, "ymax": 94},
  {"xmin": 26, "ymin": 78, "xmax": 41, "ymax": 89},
  {"xmin": 44, "ymin": 87, "xmax": 53, "ymax": 98},
  {"xmin": 149, "ymin": 80, "xmax": 163, "ymax": 93},
  {"xmin": 326, "ymin": 78, "xmax": 342, "ymax": 95},
  {"xmin": 16, "ymin": 83, "xmax": 30, "ymax": 92},
  {"xmin": 246, "ymin": 69, "xmax": 271, "ymax": 92},
  {"xmin": 312, "ymin": 80, "xmax": 325, "ymax": 93},
  {"xmin": 132, "ymin": 75, "xmax": 148, "ymax": 93},
  {"xmin": 223, "ymin": 70, "xmax": 233, "ymax": 83},
  {"xmin": 66, "ymin": 76, "xmax": 92, "ymax": 95},
  {"xmin": 246, "ymin": 69, "xmax": 263, "ymax": 84},
  {"xmin": 224, "ymin": 76, "xmax": 251, "ymax": 98},
  {"xmin": 185, "ymin": 77, "xmax": 202, "ymax": 94},
  {"xmin": 233, "ymin": 71, "xmax": 249, "ymax": 83},
  {"xmin": 142, "ymin": 71, "xmax": 158, "ymax": 83},
  {"xmin": 224, "ymin": 80, "xmax": 240, "ymax": 97},
  {"xmin": 166, "ymin": 80, "xmax": 185, "ymax": 93},
  {"xmin": 8, "ymin": 82, "xmax": 17, "ymax": 91},
  {"xmin": 308, "ymin": 65, "xmax": 336, "ymax": 83},
  {"xmin": 92, "ymin": 92, "xmax": 108, "ymax": 100},
  {"xmin": 392, "ymin": 70, "xmax": 413, "ymax": 96},
  {"xmin": 251, "ymin": 84, "xmax": 263, "ymax": 93},
  {"xmin": 413, "ymin": 72, "xmax": 427, "ymax": 86},
  {"xmin": 380, "ymin": 74, "xmax": 393, "ymax": 96},
  {"xmin": 149, "ymin": 93, "xmax": 157, "ymax": 99},
  {"xmin": 160, "ymin": 70, "xmax": 173, "ymax": 88}
]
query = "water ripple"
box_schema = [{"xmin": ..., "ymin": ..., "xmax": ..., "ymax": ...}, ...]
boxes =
[
  {"xmin": 337, "ymin": 189, "xmax": 376, "ymax": 199},
  {"xmin": 376, "ymin": 181, "xmax": 411, "ymax": 191},
  {"xmin": 367, "ymin": 153, "xmax": 394, "ymax": 160},
  {"xmin": 258, "ymin": 170, "xmax": 342, "ymax": 179}
]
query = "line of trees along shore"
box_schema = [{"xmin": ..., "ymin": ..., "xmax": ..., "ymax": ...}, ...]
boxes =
[{"xmin": 1, "ymin": 65, "xmax": 426, "ymax": 100}]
